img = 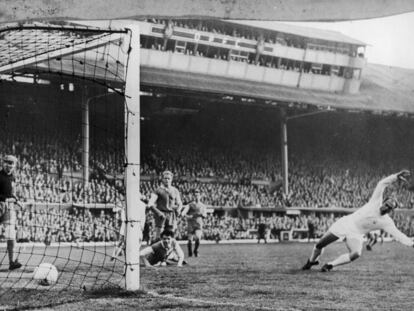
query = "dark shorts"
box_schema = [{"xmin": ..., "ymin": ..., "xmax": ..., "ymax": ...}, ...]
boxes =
[
  {"xmin": 154, "ymin": 211, "xmax": 177, "ymax": 231},
  {"xmin": 187, "ymin": 219, "xmax": 203, "ymax": 234}
]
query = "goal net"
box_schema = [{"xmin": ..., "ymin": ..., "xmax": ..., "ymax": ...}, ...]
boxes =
[{"xmin": 0, "ymin": 21, "xmax": 142, "ymax": 308}]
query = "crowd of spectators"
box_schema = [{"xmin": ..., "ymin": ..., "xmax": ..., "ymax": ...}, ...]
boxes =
[
  {"xmin": 0, "ymin": 206, "xmax": 117, "ymax": 244},
  {"xmin": 2, "ymin": 105, "xmax": 414, "ymax": 211},
  {"xmin": 2, "ymin": 207, "xmax": 413, "ymax": 243},
  {"xmin": 2, "ymin": 87, "xmax": 414, "ymax": 242}
]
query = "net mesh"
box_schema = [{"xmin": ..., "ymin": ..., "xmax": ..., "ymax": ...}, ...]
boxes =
[{"xmin": 0, "ymin": 22, "xmax": 133, "ymax": 307}]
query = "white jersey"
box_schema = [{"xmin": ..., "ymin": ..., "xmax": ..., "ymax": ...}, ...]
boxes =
[{"xmin": 331, "ymin": 173, "xmax": 413, "ymax": 247}]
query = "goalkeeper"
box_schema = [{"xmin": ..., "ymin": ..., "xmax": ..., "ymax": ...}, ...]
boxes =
[{"xmin": 302, "ymin": 170, "xmax": 413, "ymax": 272}]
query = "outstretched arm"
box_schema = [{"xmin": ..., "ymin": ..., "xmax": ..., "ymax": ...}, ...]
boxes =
[
  {"xmin": 383, "ymin": 219, "xmax": 414, "ymax": 247},
  {"xmin": 370, "ymin": 170, "xmax": 410, "ymax": 203}
]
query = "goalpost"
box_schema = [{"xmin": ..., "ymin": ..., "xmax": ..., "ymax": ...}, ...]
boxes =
[
  {"xmin": 0, "ymin": 21, "xmax": 143, "ymax": 297},
  {"xmin": 123, "ymin": 24, "xmax": 142, "ymax": 291}
]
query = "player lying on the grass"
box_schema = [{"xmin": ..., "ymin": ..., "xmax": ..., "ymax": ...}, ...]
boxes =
[
  {"xmin": 302, "ymin": 170, "xmax": 414, "ymax": 272},
  {"xmin": 0, "ymin": 155, "xmax": 22, "ymax": 270},
  {"xmin": 140, "ymin": 229, "xmax": 185, "ymax": 267},
  {"xmin": 181, "ymin": 188, "xmax": 207, "ymax": 257}
]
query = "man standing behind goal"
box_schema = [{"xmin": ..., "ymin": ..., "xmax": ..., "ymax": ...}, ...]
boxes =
[
  {"xmin": 0, "ymin": 155, "xmax": 22, "ymax": 270},
  {"xmin": 181, "ymin": 188, "xmax": 207, "ymax": 257},
  {"xmin": 147, "ymin": 171, "xmax": 182, "ymax": 241}
]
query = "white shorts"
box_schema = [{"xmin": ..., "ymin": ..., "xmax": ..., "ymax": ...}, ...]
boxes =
[
  {"xmin": 4, "ymin": 224, "xmax": 16, "ymax": 240},
  {"xmin": 329, "ymin": 216, "xmax": 364, "ymax": 242}
]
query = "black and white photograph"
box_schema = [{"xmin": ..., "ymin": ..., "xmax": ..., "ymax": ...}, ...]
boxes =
[{"xmin": 1, "ymin": 1, "xmax": 414, "ymax": 310}]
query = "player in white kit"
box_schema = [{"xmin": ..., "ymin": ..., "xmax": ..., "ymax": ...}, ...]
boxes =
[{"xmin": 302, "ymin": 170, "xmax": 413, "ymax": 272}]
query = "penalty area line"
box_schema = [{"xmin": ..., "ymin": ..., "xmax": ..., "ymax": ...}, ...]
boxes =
[{"xmin": 147, "ymin": 290, "xmax": 300, "ymax": 311}]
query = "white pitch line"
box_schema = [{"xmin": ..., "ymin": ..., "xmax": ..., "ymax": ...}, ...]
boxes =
[{"xmin": 147, "ymin": 290, "xmax": 302, "ymax": 311}]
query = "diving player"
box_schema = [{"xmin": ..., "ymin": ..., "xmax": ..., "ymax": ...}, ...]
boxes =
[{"xmin": 302, "ymin": 170, "xmax": 414, "ymax": 272}]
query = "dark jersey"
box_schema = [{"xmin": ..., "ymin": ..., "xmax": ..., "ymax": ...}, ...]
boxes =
[
  {"xmin": 0, "ymin": 169, "xmax": 15, "ymax": 223},
  {"xmin": 258, "ymin": 223, "xmax": 267, "ymax": 235},
  {"xmin": 187, "ymin": 202, "xmax": 206, "ymax": 219},
  {"xmin": 308, "ymin": 221, "xmax": 315, "ymax": 234},
  {"xmin": 186, "ymin": 202, "xmax": 207, "ymax": 233},
  {"xmin": 0, "ymin": 169, "xmax": 14, "ymax": 202},
  {"xmin": 147, "ymin": 240, "xmax": 177, "ymax": 265},
  {"xmin": 187, "ymin": 202, "xmax": 206, "ymax": 226},
  {"xmin": 154, "ymin": 186, "xmax": 181, "ymax": 212}
]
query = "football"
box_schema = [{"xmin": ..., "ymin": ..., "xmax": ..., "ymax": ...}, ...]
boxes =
[{"xmin": 33, "ymin": 263, "xmax": 58, "ymax": 286}]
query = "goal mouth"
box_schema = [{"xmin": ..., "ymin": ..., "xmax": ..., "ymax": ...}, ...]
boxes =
[
  {"xmin": 0, "ymin": 21, "xmax": 129, "ymax": 92},
  {"xmin": 0, "ymin": 21, "xmax": 142, "ymax": 304}
]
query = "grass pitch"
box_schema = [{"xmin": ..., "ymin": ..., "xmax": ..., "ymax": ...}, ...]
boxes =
[{"xmin": 1, "ymin": 241, "xmax": 413, "ymax": 310}]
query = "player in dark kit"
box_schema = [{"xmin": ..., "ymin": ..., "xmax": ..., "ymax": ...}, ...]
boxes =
[
  {"xmin": 257, "ymin": 221, "xmax": 268, "ymax": 244},
  {"xmin": 307, "ymin": 217, "xmax": 317, "ymax": 243},
  {"xmin": 147, "ymin": 171, "xmax": 183, "ymax": 241},
  {"xmin": 0, "ymin": 155, "xmax": 22, "ymax": 270},
  {"xmin": 181, "ymin": 189, "xmax": 207, "ymax": 257},
  {"xmin": 140, "ymin": 229, "xmax": 185, "ymax": 267}
]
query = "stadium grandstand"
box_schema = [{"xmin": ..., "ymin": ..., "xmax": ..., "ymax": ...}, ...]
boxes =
[
  {"xmin": 1, "ymin": 17, "xmax": 414, "ymax": 307},
  {"xmin": 1, "ymin": 18, "xmax": 414, "ymax": 240}
]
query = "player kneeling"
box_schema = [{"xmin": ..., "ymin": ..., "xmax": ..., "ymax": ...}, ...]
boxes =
[
  {"xmin": 302, "ymin": 170, "xmax": 414, "ymax": 272},
  {"xmin": 140, "ymin": 229, "xmax": 185, "ymax": 267}
]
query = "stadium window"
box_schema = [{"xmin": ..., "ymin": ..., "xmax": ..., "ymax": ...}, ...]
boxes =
[
  {"xmin": 140, "ymin": 35, "xmax": 148, "ymax": 48},
  {"xmin": 144, "ymin": 36, "xmax": 161, "ymax": 50},
  {"xmin": 302, "ymin": 62, "xmax": 311, "ymax": 73},
  {"xmin": 197, "ymin": 44, "xmax": 209, "ymax": 57},
  {"xmin": 229, "ymin": 50, "xmax": 248, "ymax": 62},
  {"xmin": 206, "ymin": 46, "xmax": 218, "ymax": 58},
  {"xmin": 186, "ymin": 42, "xmax": 196, "ymax": 55},
  {"xmin": 321, "ymin": 64, "xmax": 331, "ymax": 75},
  {"xmin": 162, "ymin": 39, "xmax": 175, "ymax": 52},
  {"xmin": 331, "ymin": 66, "xmax": 340, "ymax": 76},
  {"xmin": 311, "ymin": 63, "xmax": 323, "ymax": 74},
  {"xmin": 343, "ymin": 68, "xmax": 353, "ymax": 79},
  {"xmin": 357, "ymin": 46, "xmax": 365, "ymax": 58}
]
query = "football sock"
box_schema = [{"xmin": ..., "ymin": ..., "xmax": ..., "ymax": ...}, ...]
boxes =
[
  {"xmin": 309, "ymin": 246, "xmax": 322, "ymax": 262},
  {"xmin": 187, "ymin": 241, "xmax": 192, "ymax": 256},
  {"xmin": 7, "ymin": 240, "xmax": 14, "ymax": 263},
  {"xmin": 194, "ymin": 240, "xmax": 200, "ymax": 253},
  {"xmin": 329, "ymin": 253, "xmax": 351, "ymax": 267}
]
